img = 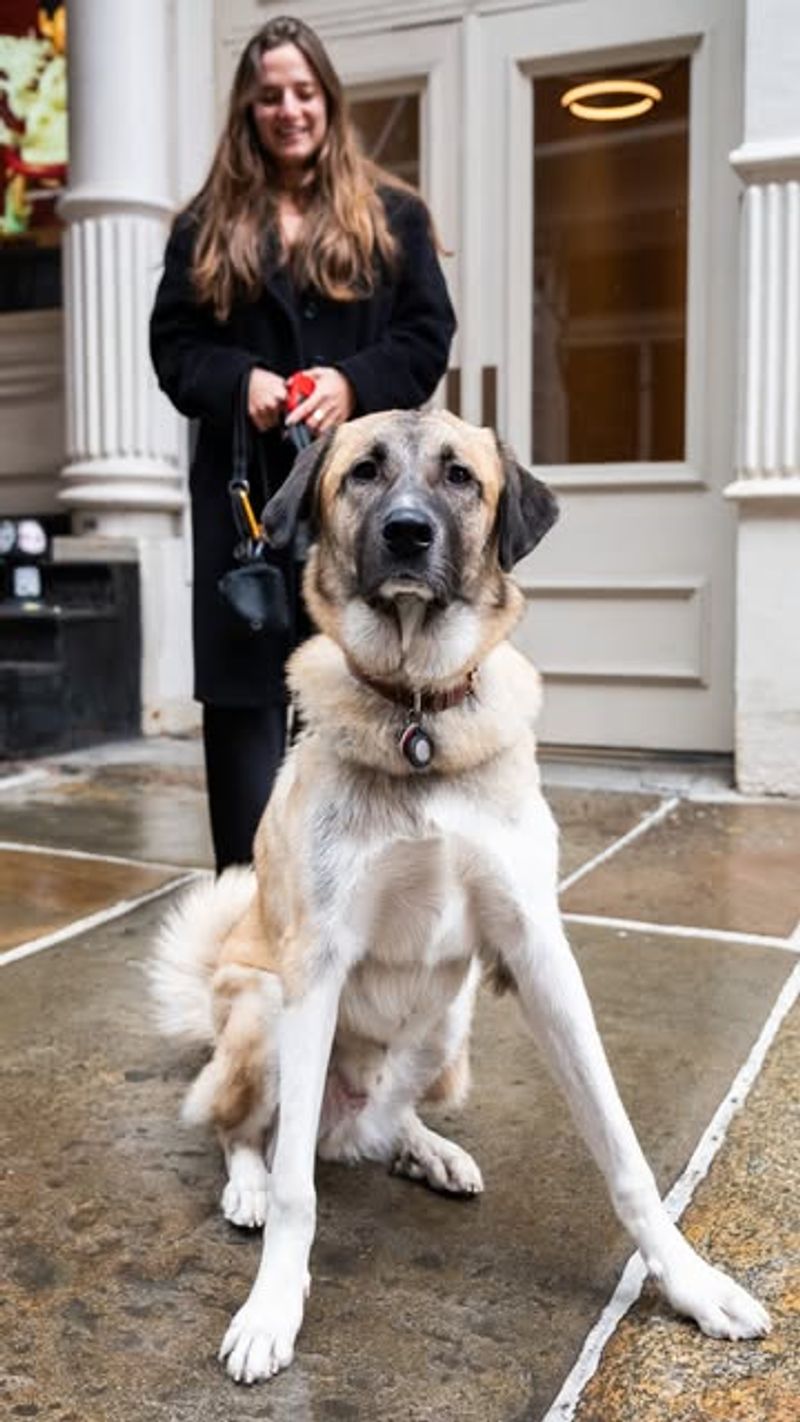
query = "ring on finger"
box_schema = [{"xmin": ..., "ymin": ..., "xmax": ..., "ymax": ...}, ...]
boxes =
[{"xmin": 312, "ymin": 408, "xmax": 324, "ymax": 425}]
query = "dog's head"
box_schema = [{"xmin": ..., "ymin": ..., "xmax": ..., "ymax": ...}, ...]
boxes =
[{"xmin": 262, "ymin": 410, "xmax": 558, "ymax": 674}]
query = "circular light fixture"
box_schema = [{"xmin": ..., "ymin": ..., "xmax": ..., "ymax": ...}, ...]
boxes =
[{"xmin": 560, "ymin": 78, "xmax": 663, "ymax": 122}]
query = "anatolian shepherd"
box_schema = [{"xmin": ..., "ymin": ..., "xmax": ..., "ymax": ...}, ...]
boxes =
[{"xmin": 152, "ymin": 409, "xmax": 770, "ymax": 1384}]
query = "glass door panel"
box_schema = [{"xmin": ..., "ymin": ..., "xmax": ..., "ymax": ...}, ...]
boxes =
[
  {"xmin": 532, "ymin": 58, "xmax": 689, "ymax": 466},
  {"xmin": 349, "ymin": 90, "xmax": 421, "ymax": 188}
]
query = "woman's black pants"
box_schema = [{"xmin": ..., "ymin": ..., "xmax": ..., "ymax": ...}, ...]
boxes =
[{"xmin": 202, "ymin": 704, "xmax": 288, "ymax": 875}]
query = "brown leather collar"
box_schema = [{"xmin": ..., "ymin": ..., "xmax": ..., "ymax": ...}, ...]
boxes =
[{"xmin": 345, "ymin": 657, "xmax": 477, "ymax": 715}]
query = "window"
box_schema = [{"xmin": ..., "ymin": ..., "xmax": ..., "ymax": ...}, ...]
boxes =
[
  {"xmin": 349, "ymin": 91, "xmax": 420, "ymax": 188},
  {"xmin": 532, "ymin": 58, "xmax": 689, "ymax": 464}
]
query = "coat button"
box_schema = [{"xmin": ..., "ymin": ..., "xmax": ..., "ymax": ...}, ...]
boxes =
[{"xmin": 302, "ymin": 300, "xmax": 317, "ymax": 320}]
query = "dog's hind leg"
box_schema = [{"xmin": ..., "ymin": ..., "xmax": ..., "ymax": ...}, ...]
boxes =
[
  {"xmin": 220, "ymin": 1125, "xmax": 271, "ymax": 1229},
  {"xmin": 320, "ymin": 971, "xmax": 483, "ymax": 1194},
  {"xmin": 183, "ymin": 964, "xmax": 281, "ymax": 1228},
  {"xmin": 391, "ymin": 1108, "xmax": 483, "ymax": 1195}
]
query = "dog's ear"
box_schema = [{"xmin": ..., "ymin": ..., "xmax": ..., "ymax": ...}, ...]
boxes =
[
  {"xmin": 261, "ymin": 431, "xmax": 334, "ymax": 549},
  {"xmin": 496, "ymin": 441, "xmax": 559, "ymax": 571}
]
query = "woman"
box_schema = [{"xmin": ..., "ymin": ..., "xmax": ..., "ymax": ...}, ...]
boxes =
[{"xmin": 150, "ymin": 15, "xmax": 456, "ymax": 873}]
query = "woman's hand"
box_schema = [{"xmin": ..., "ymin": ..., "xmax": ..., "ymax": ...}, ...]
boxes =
[
  {"xmin": 247, "ymin": 368, "xmax": 288, "ymax": 431},
  {"xmin": 285, "ymin": 366, "xmax": 355, "ymax": 435}
]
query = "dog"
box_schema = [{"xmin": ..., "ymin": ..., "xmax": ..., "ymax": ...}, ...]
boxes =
[{"xmin": 151, "ymin": 409, "xmax": 770, "ymax": 1384}]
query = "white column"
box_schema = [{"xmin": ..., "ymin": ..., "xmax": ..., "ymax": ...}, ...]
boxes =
[
  {"xmin": 59, "ymin": 0, "xmax": 182, "ymax": 537},
  {"xmin": 726, "ymin": 0, "xmax": 800, "ymax": 796},
  {"xmin": 56, "ymin": 0, "xmax": 216, "ymax": 734}
]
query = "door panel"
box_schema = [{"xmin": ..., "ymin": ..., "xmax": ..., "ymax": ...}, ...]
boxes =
[{"xmin": 483, "ymin": 0, "xmax": 743, "ymax": 750}]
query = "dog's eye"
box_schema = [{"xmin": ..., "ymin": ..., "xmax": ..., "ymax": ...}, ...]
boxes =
[
  {"xmin": 349, "ymin": 459, "xmax": 380, "ymax": 485},
  {"xmin": 445, "ymin": 462, "xmax": 475, "ymax": 489}
]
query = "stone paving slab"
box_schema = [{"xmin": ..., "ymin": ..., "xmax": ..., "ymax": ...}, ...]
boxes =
[
  {"xmin": 0, "ymin": 847, "xmax": 179, "ymax": 956},
  {"xmin": 0, "ymin": 895, "xmax": 792, "ymax": 1422},
  {"xmin": 574, "ymin": 997, "xmax": 800, "ymax": 1422},
  {"xmin": 0, "ymin": 762, "xmax": 213, "ymax": 870},
  {"xmin": 561, "ymin": 800, "xmax": 800, "ymax": 938},
  {"xmin": 0, "ymin": 755, "xmax": 667, "ymax": 891}
]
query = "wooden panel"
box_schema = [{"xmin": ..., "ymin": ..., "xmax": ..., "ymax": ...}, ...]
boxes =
[{"xmin": 516, "ymin": 578, "xmax": 710, "ymax": 685}]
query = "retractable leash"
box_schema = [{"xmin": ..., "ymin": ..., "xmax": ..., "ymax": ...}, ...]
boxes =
[{"xmin": 227, "ymin": 372, "xmax": 316, "ymax": 553}]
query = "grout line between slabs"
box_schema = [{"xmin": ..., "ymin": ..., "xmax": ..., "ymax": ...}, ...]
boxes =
[
  {"xmin": 540, "ymin": 958, "xmax": 800, "ymax": 1421},
  {"xmin": 558, "ymin": 796, "xmax": 680, "ymax": 894},
  {"xmin": 562, "ymin": 911, "xmax": 800, "ymax": 954},
  {"xmin": 0, "ymin": 836, "xmax": 208, "ymax": 876}
]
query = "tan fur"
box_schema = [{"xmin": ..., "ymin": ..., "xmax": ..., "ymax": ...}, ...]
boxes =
[{"xmin": 424, "ymin": 1038, "xmax": 471, "ymax": 1107}]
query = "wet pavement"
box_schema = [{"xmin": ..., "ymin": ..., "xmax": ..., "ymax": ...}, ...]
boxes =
[{"xmin": 0, "ymin": 738, "xmax": 798, "ymax": 1421}]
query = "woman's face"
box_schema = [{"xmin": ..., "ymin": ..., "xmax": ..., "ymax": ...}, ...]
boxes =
[{"xmin": 252, "ymin": 44, "xmax": 328, "ymax": 180}]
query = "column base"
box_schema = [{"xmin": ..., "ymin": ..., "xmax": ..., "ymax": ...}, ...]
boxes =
[
  {"xmin": 60, "ymin": 456, "xmax": 185, "ymax": 538},
  {"xmin": 732, "ymin": 502, "xmax": 800, "ymax": 797}
]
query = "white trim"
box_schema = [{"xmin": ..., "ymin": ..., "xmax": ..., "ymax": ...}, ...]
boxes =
[
  {"xmin": 0, "ymin": 837, "xmax": 194, "ymax": 876},
  {"xmin": 540, "ymin": 463, "xmax": 706, "ymax": 492},
  {"xmin": 730, "ymin": 138, "xmax": 800, "ymax": 185},
  {"xmin": 562, "ymin": 911, "xmax": 799, "ymax": 954},
  {"xmin": 541, "ymin": 958, "xmax": 800, "ymax": 1421},
  {"xmin": 724, "ymin": 475, "xmax": 800, "ymax": 502},
  {"xmin": 557, "ymin": 797, "xmax": 679, "ymax": 892},
  {"xmin": 0, "ymin": 873, "xmax": 198, "ymax": 969},
  {"xmin": 58, "ymin": 190, "xmax": 175, "ymax": 222}
]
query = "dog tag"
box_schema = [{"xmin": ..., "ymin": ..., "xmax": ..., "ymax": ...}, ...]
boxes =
[{"xmin": 399, "ymin": 722, "xmax": 434, "ymax": 771}]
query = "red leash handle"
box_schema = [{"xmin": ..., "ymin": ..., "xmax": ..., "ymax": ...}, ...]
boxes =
[
  {"xmin": 285, "ymin": 371, "xmax": 316, "ymax": 413},
  {"xmin": 284, "ymin": 372, "xmax": 316, "ymax": 453}
]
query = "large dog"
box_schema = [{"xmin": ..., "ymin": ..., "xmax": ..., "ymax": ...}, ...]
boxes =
[{"xmin": 152, "ymin": 410, "xmax": 769, "ymax": 1384}]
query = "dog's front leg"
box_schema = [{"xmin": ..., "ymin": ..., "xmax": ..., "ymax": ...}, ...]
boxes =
[
  {"xmin": 506, "ymin": 905, "xmax": 770, "ymax": 1340},
  {"xmin": 220, "ymin": 968, "xmax": 342, "ymax": 1383}
]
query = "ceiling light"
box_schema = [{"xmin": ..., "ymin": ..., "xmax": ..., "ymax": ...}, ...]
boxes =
[{"xmin": 560, "ymin": 78, "xmax": 662, "ymax": 122}]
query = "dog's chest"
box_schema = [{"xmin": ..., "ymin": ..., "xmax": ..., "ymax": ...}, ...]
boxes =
[
  {"xmin": 347, "ymin": 830, "xmax": 473, "ymax": 968},
  {"xmin": 335, "ymin": 832, "xmax": 473, "ymax": 1046}
]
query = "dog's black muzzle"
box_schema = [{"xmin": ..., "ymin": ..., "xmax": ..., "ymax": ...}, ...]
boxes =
[{"xmin": 356, "ymin": 495, "xmax": 460, "ymax": 606}]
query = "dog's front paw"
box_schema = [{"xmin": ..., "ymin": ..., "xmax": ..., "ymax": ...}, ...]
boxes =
[
  {"xmin": 654, "ymin": 1237, "xmax": 771, "ymax": 1340},
  {"xmin": 219, "ymin": 1285, "xmax": 305, "ymax": 1384}
]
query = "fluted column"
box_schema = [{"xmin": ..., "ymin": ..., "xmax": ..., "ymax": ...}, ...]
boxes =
[
  {"xmin": 726, "ymin": 126, "xmax": 800, "ymax": 792},
  {"xmin": 728, "ymin": 156, "xmax": 800, "ymax": 495},
  {"xmin": 59, "ymin": 0, "xmax": 182, "ymax": 537}
]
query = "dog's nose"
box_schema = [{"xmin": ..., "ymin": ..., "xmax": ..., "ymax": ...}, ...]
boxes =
[{"xmin": 382, "ymin": 509, "xmax": 435, "ymax": 557}]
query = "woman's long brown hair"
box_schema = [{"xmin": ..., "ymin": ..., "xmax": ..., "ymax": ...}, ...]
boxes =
[{"xmin": 189, "ymin": 15, "xmax": 413, "ymax": 320}]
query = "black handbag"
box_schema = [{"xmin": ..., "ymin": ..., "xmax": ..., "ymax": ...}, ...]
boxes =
[{"xmin": 217, "ymin": 376, "xmax": 302, "ymax": 635}]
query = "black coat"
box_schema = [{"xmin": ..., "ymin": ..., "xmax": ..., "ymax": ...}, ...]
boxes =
[{"xmin": 149, "ymin": 189, "xmax": 457, "ymax": 706}]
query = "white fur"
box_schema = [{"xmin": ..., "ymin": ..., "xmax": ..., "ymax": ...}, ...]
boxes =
[{"xmin": 149, "ymin": 867, "xmax": 256, "ymax": 1044}]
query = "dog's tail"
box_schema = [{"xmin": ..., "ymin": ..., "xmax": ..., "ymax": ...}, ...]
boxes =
[{"xmin": 149, "ymin": 866, "xmax": 257, "ymax": 1046}]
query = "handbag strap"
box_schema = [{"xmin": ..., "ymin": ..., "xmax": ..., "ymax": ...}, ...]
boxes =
[
  {"xmin": 228, "ymin": 372, "xmax": 266, "ymax": 556},
  {"xmin": 227, "ymin": 370, "xmax": 315, "ymax": 560}
]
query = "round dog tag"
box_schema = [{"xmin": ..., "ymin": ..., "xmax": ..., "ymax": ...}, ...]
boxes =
[{"xmin": 399, "ymin": 722, "xmax": 434, "ymax": 771}]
